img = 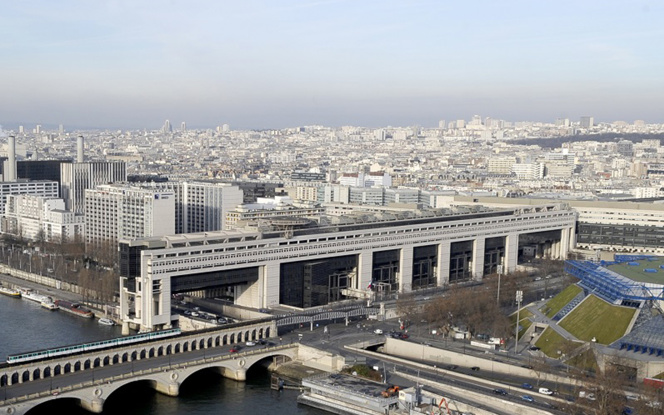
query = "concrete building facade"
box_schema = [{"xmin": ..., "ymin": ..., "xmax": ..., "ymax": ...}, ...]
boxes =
[
  {"xmin": 119, "ymin": 203, "xmax": 576, "ymax": 330},
  {"xmin": 61, "ymin": 161, "xmax": 127, "ymax": 214}
]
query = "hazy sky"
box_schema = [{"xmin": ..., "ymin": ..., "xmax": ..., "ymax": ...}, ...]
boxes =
[{"xmin": 1, "ymin": 0, "xmax": 663, "ymax": 130}]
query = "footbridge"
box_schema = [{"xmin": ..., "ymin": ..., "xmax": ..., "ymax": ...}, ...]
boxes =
[{"xmin": 0, "ymin": 320, "xmax": 304, "ymax": 415}]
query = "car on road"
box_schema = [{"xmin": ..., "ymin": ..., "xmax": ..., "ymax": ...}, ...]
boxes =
[
  {"xmin": 471, "ymin": 366, "xmax": 480, "ymax": 371},
  {"xmin": 399, "ymin": 333, "xmax": 409, "ymax": 339},
  {"xmin": 521, "ymin": 395, "xmax": 535, "ymax": 403},
  {"xmin": 521, "ymin": 383, "xmax": 533, "ymax": 389},
  {"xmin": 246, "ymin": 341, "xmax": 256, "ymax": 346},
  {"xmin": 446, "ymin": 365, "xmax": 458, "ymax": 370},
  {"xmin": 374, "ymin": 329, "xmax": 383, "ymax": 335},
  {"xmin": 229, "ymin": 347, "xmax": 239, "ymax": 353},
  {"xmin": 539, "ymin": 387, "xmax": 554, "ymax": 395},
  {"xmin": 529, "ymin": 346, "xmax": 541, "ymax": 351},
  {"xmin": 493, "ymin": 388, "xmax": 508, "ymax": 396}
]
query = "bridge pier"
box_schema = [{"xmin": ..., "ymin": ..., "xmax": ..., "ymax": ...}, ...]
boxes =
[
  {"xmin": 154, "ymin": 380, "xmax": 179, "ymax": 396},
  {"xmin": 80, "ymin": 397, "xmax": 104, "ymax": 414},
  {"xmin": 226, "ymin": 368, "xmax": 246, "ymax": 381}
]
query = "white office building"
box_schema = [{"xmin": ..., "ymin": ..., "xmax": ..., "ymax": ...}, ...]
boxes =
[
  {"xmin": 85, "ymin": 184, "xmax": 175, "ymax": 249},
  {"xmin": 1, "ymin": 194, "xmax": 84, "ymax": 243}
]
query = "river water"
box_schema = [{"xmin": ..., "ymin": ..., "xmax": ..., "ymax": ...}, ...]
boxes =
[{"xmin": 0, "ymin": 294, "xmax": 326, "ymax": 415}]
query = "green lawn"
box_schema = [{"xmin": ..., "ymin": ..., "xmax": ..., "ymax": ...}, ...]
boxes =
[
  {"xmin": 559, "ymin": 295, "xmax": 636, "ymax": 345},
  {"xmin": 540, "ymin": 284, "xmax": 583, "ymax": 318},
  {"xmin": 534, "ymin": 327, "xmax": 569, "ymax": 358},
  {"xmin": 511, "ymin": 309, "xmax": 533, "ymax": 340}
]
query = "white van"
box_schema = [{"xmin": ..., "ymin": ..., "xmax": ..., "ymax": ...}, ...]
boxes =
[
  {"xmin": 538, "ymin": 388, "xmax": 554, "ymax": 395},
  {"xmin": 374, "ymin": 329, "xmax": 384, "ymax": 335}
]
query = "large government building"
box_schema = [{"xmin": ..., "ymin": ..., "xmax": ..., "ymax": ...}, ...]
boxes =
[{"xmin": 119, "ymin": 203, "xmax": 576, "ymax": 330}]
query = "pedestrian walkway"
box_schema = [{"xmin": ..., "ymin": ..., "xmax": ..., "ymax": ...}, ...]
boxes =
[{"xmin": 525, "ymin": 301, "xmax": 578, "ymax": 342}]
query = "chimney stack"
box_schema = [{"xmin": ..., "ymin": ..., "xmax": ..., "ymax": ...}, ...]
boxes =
[
  {"xmin": 7, "ymin": 135, "xmax": 16, "ymax": 181},
  {"xmin": 77, "ymin": 135, "xmax": 84, "ymax": 163}
]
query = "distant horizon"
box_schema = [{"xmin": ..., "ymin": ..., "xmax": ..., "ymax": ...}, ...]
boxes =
[
  {"xmin": 0, "ymin": 115, "xmax": 661, "ymax": 134},
  {"xmin": 2, "ymin": 1, "xmax": 663, "ymax": 130}
]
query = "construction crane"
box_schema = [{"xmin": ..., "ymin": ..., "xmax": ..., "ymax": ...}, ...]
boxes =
[{"xmin": 436, "ymin": 397, "xmax": 451, "ymax": 415}]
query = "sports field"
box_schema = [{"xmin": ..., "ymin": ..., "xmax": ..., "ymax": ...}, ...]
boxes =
[{"xmin": 607, "ymin": 258, "xmax": 664, "ymax": 284}]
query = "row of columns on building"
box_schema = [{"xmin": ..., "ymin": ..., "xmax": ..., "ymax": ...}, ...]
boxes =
[
  {"xmin": 259, "ymin": 227, "xmax": 574, "ymax": 307},
  {"xmin": 370, "ymin": 228, "xmax": 574, "ymax": 292}
]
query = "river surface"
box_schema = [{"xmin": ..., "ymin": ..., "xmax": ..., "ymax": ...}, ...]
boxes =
[{"xmin": 0, "ymin": 293, "xmax": 327, "ymax": 415}]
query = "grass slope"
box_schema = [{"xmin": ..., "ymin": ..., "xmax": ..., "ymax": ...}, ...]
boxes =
[
  {"xmin": 540, "ymin": 284, "xmax": 583, "ymax": 318},
  {"xmin": 535, "ymin": 327, "xmax": 569, "ymax": 358},
  {"xmin": 559, "ymin": 295, "xmax": 636, "ymax": 345},
  {"xmin": 511, "ymin": 309, "xmax": 533, "ymax": 340}
]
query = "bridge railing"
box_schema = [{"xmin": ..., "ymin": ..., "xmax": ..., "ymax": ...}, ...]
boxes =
[{"xmin": 0, "ymin": 343, "xmax": 299, "ymax": 406}]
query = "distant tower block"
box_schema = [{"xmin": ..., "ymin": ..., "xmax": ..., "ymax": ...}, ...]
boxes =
[
  {"xmin": 77, "ymin": 135, "xmax": 84, "ymax": 163},
  {"xmin": 222, "ymin": 123, "xmax": 230, "ymax": 132},
  {"xmin": 181, "ymin": 122, "xmax": 186, "ymax": 132},
  {"xmin": 6, "ymin": 135, "xmax": 16, "ymax": 181}
]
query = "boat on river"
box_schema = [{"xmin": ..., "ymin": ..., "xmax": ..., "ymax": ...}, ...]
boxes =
[
  {"xmin": 0, "ymin": 286, "xmax": 21, "ymax": 298},
  {"xmin": 41, "ymin": 297, "xmax": 59, "ymax": 310},
  {"xmin": 18, "ymin": 287, "xmax": 50, "ymax": 304},
  {"xmin": 98, "ymin": 317, "xmax": 115, "ymax": 326},
  {"xmin": 54, "ymin": 300, "xmax": 94, "ymax": 318}
]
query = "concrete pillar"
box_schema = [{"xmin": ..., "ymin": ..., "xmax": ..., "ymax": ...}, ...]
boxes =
[
  {"xmin": 233, "ymin": 368, "xmax": 247, "ymax": 381},
  {"xmin": 358, "ymin": 250, "xmax": 373, "ymax": 291},
  {"xmin": 505, "ymin": 233, "xmax": 519, "ymax": 273},
  {"xmin": 560, "ymin": 228, "xmax": 569, "ymax": 260},
  {"xmin": 399, "ymin": 245, "xmax": 413, "ymax": 292},
  {"xmin": 437, "ymin": 241, "xmax": 451, "ymax": 287},
  {"xmin": 80, "ymin": 397, "xmax": 104, "ymax": 413},
  {"xmin": 263, "ymin": 263, "xmax": 280, "ymax": 307},
  {"xmin": 569, "ymin": 226, "xmax": 577, "ymax": 248},
  {"xmin": 471, "ymin": 237, "xmax": 485, "ymax": 280},
  {"xmin": 154, "ymin": 381, "xmax": 180, "ymax": 396}
]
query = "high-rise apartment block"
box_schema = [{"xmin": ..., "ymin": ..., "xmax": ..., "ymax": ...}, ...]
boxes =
[
  {"xmin": 141, "ymin": 181, "xmax": 243, "ymax": 233},
  {"xmin": 60, "ymin": 161, "xmax": 127, "ymax": 214},
  {"xmin": 84, "ymin": 184, "xmax": 175, "ymax": 248},
  {"xmin": 580, "ymin": 116, "xmax": 594, "ymax": 128}
]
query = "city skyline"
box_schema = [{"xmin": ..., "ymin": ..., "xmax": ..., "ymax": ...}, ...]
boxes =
[{"xmin": 2, "ymin": 0, "xmax": 664, "ymax": 130}]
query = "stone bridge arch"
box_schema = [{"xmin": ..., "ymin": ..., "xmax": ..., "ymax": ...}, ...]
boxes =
[{"xmin": 0, "ymin": 321, "xmax": 277, "ymax": 390}]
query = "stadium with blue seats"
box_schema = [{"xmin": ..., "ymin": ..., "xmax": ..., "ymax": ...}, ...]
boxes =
[{"xmin": 565, "ymin": 255, "xmax": 664, "ymax": 357}]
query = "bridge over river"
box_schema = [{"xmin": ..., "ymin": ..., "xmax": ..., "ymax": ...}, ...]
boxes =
[{"xmin": 0, "ymin": 320, "xmax": 304, "ymax": 415}]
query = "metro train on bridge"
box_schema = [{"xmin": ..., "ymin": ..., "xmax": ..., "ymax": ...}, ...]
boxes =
[{"xmin": 4, "ymin": 328, "xmax": 181, "ymax": 365}]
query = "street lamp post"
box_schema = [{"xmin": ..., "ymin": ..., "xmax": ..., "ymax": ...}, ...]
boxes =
[
  {"xmin": 515, "ymin": 290, "xmax": 523, "ymax": 353},
  {"xmin": 496, "ymin": 264, "xmax": 503, "ymax": 306}
]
